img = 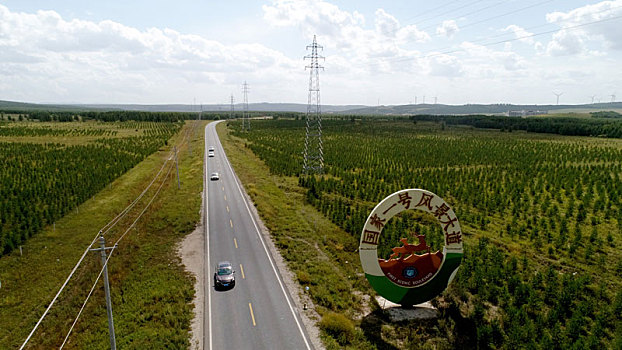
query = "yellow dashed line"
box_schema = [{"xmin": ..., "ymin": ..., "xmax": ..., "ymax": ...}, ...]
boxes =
[
  {"xmin": 230, "ymin": 219, "xmax": 233, "ymax": 228},
  {"xmin": 248, "ymin": 303, "xmax": 256, "ymax": 326},
  {"xmin": 234, "ymin": 238, "xmax": 238, "ymax": 249},
  {"xmin": 240, "ymin": 264, "xmax": 245, "ymax": 279}
]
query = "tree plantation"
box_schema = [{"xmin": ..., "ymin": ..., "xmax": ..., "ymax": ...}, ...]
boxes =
[
  {"xmin": 228, "ymin": 118, "xmax": 622, "ymax": 348},
  {"xmin": 0, "ymin": 120, "xmax": 182, "ymax": 256}
]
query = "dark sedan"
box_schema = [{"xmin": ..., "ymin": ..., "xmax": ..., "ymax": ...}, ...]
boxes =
[{"xmin": 214, "ymin": 261, "xmax": 235, "ymax": 290}]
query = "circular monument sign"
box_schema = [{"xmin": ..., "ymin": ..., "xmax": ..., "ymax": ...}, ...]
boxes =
[{"xmin": 359, "ymin": 189, "xmax": 463, "ymax": 306}]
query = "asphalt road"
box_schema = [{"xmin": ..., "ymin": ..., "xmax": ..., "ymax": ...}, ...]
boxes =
[{"xmin": 203, "ymin": 122, "xmax": 313, "ymax": 350}]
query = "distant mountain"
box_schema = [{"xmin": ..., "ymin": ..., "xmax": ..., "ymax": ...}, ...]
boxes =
[
  {"xmin": 2, "ymin": 99, "xmax": 622, "ymax": 115},
  {"xmin": 76, "ymin": 102, "xmax": 365, "ymax": 113},
  {"xmin": 0, "ymin": 100, "xmax": 93, "ymax": 111},
  {"xmin": 340, "ymin": 102, "xmax": 622, "ymax": 115}
]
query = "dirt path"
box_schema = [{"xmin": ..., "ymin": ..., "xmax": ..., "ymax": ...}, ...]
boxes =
[{"xmin": 178, "ymin": 191, "xmax": 205, "ymax": 350}]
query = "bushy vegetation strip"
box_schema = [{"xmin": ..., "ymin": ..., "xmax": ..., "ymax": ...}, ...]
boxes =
[{"xmin": 411, "ymin": 114, "xmax": 622, "ymax": 138}]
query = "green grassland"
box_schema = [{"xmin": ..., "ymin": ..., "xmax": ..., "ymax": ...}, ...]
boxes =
[
  {"xmin": 0, "ymin": 120, "xmax": 204, "ymax": 348},
  {"xmin": 220, "ymin": 119, "xmax": 622, "ymax": 349}
]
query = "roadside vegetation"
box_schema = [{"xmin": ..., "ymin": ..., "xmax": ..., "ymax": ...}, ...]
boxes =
[
  {"xmin": 221, "ymin": 118, "xmax": 622, "ymax": 349},
  {"xmin": 0, "ymin": 117, "xmax": 205, "ymax": 348}
]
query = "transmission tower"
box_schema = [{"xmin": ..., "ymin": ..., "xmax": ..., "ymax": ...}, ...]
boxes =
[
  {"xmin": 230, "ymin": 94, "xmax": 235, "ymax": 119},
  {"xmin": 303, "ymin": 35, "xmax": 324, "ymax": 174},
  {"xmin": 242, "ymin": 82, "xmax": 250, "ymax": 131}
]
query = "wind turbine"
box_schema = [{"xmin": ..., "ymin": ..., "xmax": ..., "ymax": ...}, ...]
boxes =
[
  {"xmin": 611, "ymin": 94, "xmax": 616, "ymax": 103},
  {"xmin": 590, "ymin": 95, "xmax": 596, "ymax": 104},
  {"xmin": 553, "ymin": 92, "xmax": 563, "ymax": 105}
]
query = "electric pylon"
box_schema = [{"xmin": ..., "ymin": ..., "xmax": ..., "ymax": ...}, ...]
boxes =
[
  {"xmin": 303, "ymin": 35, "xmax": 324, "ymax": 174},
  {"xmin": 242, "ymin": 82, "xmax": 250, "ymax": 131},
  {"xmin": 230, "ymin": 94, "xmax": 235, "ymax": 119}
]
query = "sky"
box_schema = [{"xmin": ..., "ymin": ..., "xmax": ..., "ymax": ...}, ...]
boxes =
[{"xmin": 0, "ymin": 0, "xmax": 621, "ymax": 106}]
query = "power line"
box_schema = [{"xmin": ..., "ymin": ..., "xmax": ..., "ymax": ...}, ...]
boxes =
[
  {"xmin": 20, "ymin": 128, "xmax": 188, "ymax": 348},
  {"xmin": 419, "ymin": 0, "xmax": 507, "ymax": 32},
  {"xmin": 60, "ymin": 159, "xmax": 176, "ymax": 348},
  {"xmin": 375, "ymin": 9, "xmax": 622, "ymax": 66}
]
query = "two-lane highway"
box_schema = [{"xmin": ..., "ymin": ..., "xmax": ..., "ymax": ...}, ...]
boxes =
[{"xmin": 203, "ymin": 122, "xmax": 312, "ymax": 350}]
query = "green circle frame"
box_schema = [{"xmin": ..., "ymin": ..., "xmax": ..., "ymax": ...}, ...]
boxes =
[{"xmin": 359, "ymin": 189, "xmax": 463, "ymax": 306}]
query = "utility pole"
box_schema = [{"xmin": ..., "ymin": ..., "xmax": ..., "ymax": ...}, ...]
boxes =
[
  {"xmin": 230, "ymin": 94, "xmax": 235, "ymax": 120},
  {"xmin": 242, "ymin": 82, "xmax": 250, "ymax": 131},
  {"xmin": 90, "ymin": 234, "xmax": 117, "ymax": 350},
  {"xmin": 303, "ymin": 35, "xmax": 324, "ymax": 175}
]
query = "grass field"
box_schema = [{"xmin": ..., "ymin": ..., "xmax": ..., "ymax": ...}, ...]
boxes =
[{"xmin": 0, "ymin": 120, "xmax": 205, "ymax": 349}]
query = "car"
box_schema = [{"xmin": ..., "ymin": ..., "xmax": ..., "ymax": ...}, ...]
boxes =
[
  {"xmin": 208, "ymin": 150, "xmax": 215, "ymax": 157},
  {"xmin": 214, "ymin": 261, "xmax": 235, "ymax": 289},
  {"xmin": 208, "ymin": 146, "xmax": 215, "ymax": 151},
  {"xmin": 210, "ymin": 172, "xmax": 219, "ymax": 180}
]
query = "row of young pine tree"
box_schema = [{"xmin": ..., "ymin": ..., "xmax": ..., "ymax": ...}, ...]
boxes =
[
  {"xmin": 0, "ymin": 121, "xmax": 181, "ymax": 256},
  {"xmin": 230, "ymin": 118, "xmax": 622, "ymax": 348}
]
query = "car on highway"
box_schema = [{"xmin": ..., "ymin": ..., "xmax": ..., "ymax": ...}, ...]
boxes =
[
  {"xmin": 208, "ymin": 150, "xmax": 215, "ymax": 157},
  {"xmin": 210, "ymin": 172, "xmax": 219, "ymax": 180},
  {"xmin": 214, "ymin": 261, "xmax": 235, "ymax": 290}
]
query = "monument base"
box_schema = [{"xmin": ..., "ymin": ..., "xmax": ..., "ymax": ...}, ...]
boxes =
[{"xmin": 375, "ymin": 296, "xmax": 439, "ymax": 322}]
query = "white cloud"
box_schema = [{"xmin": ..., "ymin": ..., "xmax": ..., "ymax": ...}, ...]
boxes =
[
  {"xmin": 0, "ymin": 4, "xmax": 302, "ymax": 103},
  {"xmin": 545, "ymin": 0, "xmax": 622, "ymax": 55},
  {"xmin": 503, "ymin": 25, "xmax": 535, "ymax": 45},
  {"xmin": 262, "ymin": 0, "xmax": 429, "ymax": 78},
  {"xmin": 436, "ymin": 20, "xmax": 459, "ymax": 39},
  {"xmin": 426, "ymin": 54, "xmax": 463, "ymax": 77},
  {"xmin": 546, "ymin": 30, "xmax": 585, "ymax": 56}
]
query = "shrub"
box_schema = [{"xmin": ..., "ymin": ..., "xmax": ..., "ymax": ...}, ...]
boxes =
[
  {"xmin": 297, "ymin": 271, "xmax": 311, "ymax": 284},
  {"xmin": 319, "ymin": 312, "xmax": 355, "ymax": 345}
]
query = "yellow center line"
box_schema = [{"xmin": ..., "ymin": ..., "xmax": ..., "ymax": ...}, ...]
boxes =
[
  {"xmin": 234, "ymin": 238, "xmax": 238, "ymax": 249},
  {"xmin": 240, "ymin": 264, "xmax": 245, "ymax": 279},
  {"xmin": 226, "ymin": 206, "xmax": 229, "ymax": 213},
  {"xmin": 224, "ymin": 195, "xmax": 227, "ymax": 201},
  {"xmin": 248, "ymin": 303, "xmax": 256, "ymax": 326},
  {"xmin": 230, "ymin": 219, "xmax": 233, "ymax": 228},
  {"xmin": 222, "ymin": 186, "xmax": 224, "ymax": 191}
]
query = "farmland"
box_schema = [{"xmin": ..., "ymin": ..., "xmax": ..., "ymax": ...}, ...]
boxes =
[
  {"xmin": 0, "ymin": 118, "xmax": 204, "ymax": 348},
  {"xmin": 223, "ymin": 118, "xmax": 622, "ymax": 349},
  {"xmin": 0, "ymin": 120, "xmax": 181, "ymax": 256}
]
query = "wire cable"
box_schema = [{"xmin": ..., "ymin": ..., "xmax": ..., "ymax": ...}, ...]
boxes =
[
  {"xmin": 20, "ymin": 125, "xmax": 187, "ymax": 348},
  {"xmin": 59, "ymin": 159, "xmax": 175, "ymax": 349},
  {"xmin": 100, "ymin": 150, "xmax": 174, "ymax": 236}
]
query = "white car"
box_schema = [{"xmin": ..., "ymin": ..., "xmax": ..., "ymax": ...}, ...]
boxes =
[
  {"xmin": 210, "ymin": 172, "xmax": 219, "ymax": 180},
  {"xmin": 208, "ymin": 150, "xmax": 215, "ymax": 157}
]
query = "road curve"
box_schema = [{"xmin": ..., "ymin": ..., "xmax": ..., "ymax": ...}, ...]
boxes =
[{"xmin": 203, "ymin": 122, "xmax": 313, "ymax": 350}]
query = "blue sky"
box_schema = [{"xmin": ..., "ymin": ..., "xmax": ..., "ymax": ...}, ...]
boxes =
[{"xmin": 1, "ymin": 0, "xmax": 621, "ymax": 105}]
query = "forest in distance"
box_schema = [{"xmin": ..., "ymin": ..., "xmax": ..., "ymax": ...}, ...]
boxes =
[
  {"xmin": 1, "ymin": 110, "xmax": 621, "ymax": 348},
  {"xmin": 228, "ymin": 118, "xmax": 622, "ymax": 349}
]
